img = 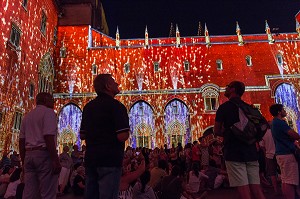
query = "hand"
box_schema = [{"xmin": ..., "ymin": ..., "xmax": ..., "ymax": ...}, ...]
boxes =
[{"xmin": 52, "ymin": 158, "xmax": 62, "ymax": 175}]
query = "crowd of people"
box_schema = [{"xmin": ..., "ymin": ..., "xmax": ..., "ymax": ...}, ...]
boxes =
[{"xmin": 12, "ymin": 74, "xmax": 300, "ymax": 199}]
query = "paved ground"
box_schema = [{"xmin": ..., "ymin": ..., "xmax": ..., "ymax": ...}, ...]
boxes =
[{"xmin": 60, "ymin": 186, "xmax": 284, "ymax": 199}]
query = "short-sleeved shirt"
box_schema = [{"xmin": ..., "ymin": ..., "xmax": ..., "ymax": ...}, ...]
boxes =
[
  {"xmin": 80, "ymin": 92, "xmax": 130, "ymax": 167},
  {"xmin": 20, "ymin": 105, "xmax": 57, "ymax": 148},
  {"xmin": 271, "ymin": 118, "xmax": 294, "ymax": 155},
  {"xmin": 215, "ymin": 97, "xmax": 258, "ymax": 162}
]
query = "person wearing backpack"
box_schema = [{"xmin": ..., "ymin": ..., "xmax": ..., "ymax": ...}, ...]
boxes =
[
  {"xmin": 269, "ymin": 104, "xmax": 300, "ymax": 199},
  {"xmin": 214, "ymin": 81, "xmax": 265, "ymax": 199}
]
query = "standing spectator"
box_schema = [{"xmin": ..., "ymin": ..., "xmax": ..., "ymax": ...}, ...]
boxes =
[
  {"xmin": 269, "ymin": 104, "xmax": 300, "ymax": 199},
  {"xmin": 80, "ymin": 74, "xmax": 130, "ymax": 199},
  {"xmin": 214, "ymin": 81, "xmax": 265, "ymax": 199},
  {"xmin": 199, "ymin": 138, "xmax": 209, "ymax": 170},
  {"xmin": 259, "ymin": 125, "xmax": 279, "ymax": 194},
  {"xmin": 184, "ymin": 143, "xmax": 192, "ymax": 172},
  {"xmin": 58, "ymin": 145, "xmax": 73, "ymax": 195},
  {"xmin": 19, "ymin": 92, "xmax": 61, "ymax": 199},
  {"xmin": 192, "ymin": 141, "xmax": 201, "ymax": 169}
]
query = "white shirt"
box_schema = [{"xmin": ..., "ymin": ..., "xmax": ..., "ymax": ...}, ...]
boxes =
[
  {"xmin": 260, "ymin": 129, "xmax": 276, "ymax": 159},
  {"xmin": 4, "ymin": 179, "xmax": 21, "ymax": 198},
  {"xmin": 20, "ymin": 105, "xmax": 57, "ymax": 148},
  {"xmin": 188, "ymin": 171, "xmax": 209, "ymax": 193}
]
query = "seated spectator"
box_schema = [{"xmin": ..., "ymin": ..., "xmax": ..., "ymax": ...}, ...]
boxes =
[
  {"xmin": 10, "ymin": 152, "xmax": 21, "ymax": 168},
  {"xmin": 0, "ymin": 152, "xmax": 11, "ymax": 169},
  {"xmin": 69, "ymin": 163, "xmax": 81, "ymax": 188},
  {"xmin": 188, "ymin": 163, "xmax": 208, "ymax": 198},
  {"xmin": 119, "ymin": 155, "xmax": 145, "ymax": 199},
  {"xmin": 58, "ymin": 145, "xmax": 73, "ymax": 195},
  {"xmin": 160, "ymin": 165, "xmax": 192, "ymax": 199},
  {"xmin": 132, "ymin": 170, "xmax": 156, "ymax": 199},
  {"xmin": 204, "ymin": 160, "xmax": 227, "ymax": 190},
  {"xmin": 0, "ymin": 166, "xmax": 15, "ymax": 197},
  {"xmin": 149, "ymin": 159, "xmax": 168, "ymax": 189},
  {"xmin": 72, "ymin": 166, "xmax": 85, "ymax": 196},
  {"xmin": 4, "ymin": 168, "xmax": 22, "ymax": 199}
]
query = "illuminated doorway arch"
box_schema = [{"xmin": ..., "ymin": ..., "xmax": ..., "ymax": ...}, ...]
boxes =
[
  {"xmin": 58, "ymin": 103, "xmax": 82, "ymax": 152},
  {"xmin": 164, "ymin": 99, "xmax": 191, "ymax": 147},
  {"xmin": 129, "ymin": 101, "xmax": 155, "ymax": 148},
  {"xmin": 275, "ymin": 83, "xmax": 300, "ymax": 132}
]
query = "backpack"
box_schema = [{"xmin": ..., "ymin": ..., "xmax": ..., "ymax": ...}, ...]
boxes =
[{"xmin": 230, "ymin": 101, "xmax": 269, "ymax": 145}]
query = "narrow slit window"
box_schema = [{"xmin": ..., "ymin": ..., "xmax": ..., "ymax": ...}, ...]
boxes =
[
  {"xmin": 245, "ymin": 55, "xmax": 252, "ymax": 66},
  {"xmin": 216, "ymin": 59, "xmax": 223, "ymax": 70},
  {"xmin": 184, "ymin": 60, "xmax": 190, "ymax": 71}
]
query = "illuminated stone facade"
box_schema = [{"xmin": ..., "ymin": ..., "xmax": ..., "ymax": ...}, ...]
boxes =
[
  {"xmin": 54, "ymin": 25, "xmax": 300, "ymax": 149},
  {"xmin": 0, "ymin": 0, "xmax": 58, "ymax": 151},
  {"xmin": 1, "ymin": 1, "xmax": 300, "ymax": 150}
]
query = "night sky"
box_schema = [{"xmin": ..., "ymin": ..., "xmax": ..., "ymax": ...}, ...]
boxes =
[{"xmin": 102, "ymin": 0, "xmax": 300, "ymax": 39}]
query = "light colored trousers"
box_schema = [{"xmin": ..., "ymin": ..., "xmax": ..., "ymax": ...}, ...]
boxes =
[{"xmin": 23, "ymin": 150, "xmax": 58, "ymax": 199}]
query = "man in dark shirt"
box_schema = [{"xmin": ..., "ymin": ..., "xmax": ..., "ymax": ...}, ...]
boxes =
[
  {"xmin": 269, "ymin": 104, "xmax": 300, "ymax": 199},
  {"xmin": 80, "ymin": 74, "xmax": 130, "ymax": 199},
  {"xmin": 214, "ymin": 81, "xmax": 265, "ymax": 199}
]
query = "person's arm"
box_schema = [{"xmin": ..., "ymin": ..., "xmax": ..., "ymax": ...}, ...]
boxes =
[
  {"xmin": 77, "ymin": 181, "xmax": 85, "ymax": 189},
  {"xmin": 117, "ymin": 131, "xmax": 130, "ymax": 142},
  {"xmin": 122, "ymin": 160, "xmax": 146, "ymax": 184},
  {"xmin": 214, "ymin": 121, "xmax": 224, "ymax": 137},
  {"xmin": 44, "ymin": 135, "xmax": 61, "ymax": 175},
  {"xmin": 80, "ymin": 130, "xmax": 87, "ymax": 140},
  {"xmin": 19, "ymin": 138, "xmax": 25, "ymax": 164},
  {"xmin": 287, "ymin": 129, "xmax": 300, "ymax": 140}
]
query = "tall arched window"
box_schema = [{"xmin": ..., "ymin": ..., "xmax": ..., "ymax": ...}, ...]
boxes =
[
  {"xmin": 38, "ymin": 52, "xmax": 54, "ymax": 93},
  {"xmin": 129, "ymin": 101, "xmax": 155, "ymax": 148},
  {"xmin": 164, "ymin": 99, "xmax": 190, "ymax": 147},
  {"xmin": 275, "ymin": 83, "xmax": 300, "ymax": 132},
  {"xmin": 58, "ymin": 103, "xmax": 82, "ymax": 152}
]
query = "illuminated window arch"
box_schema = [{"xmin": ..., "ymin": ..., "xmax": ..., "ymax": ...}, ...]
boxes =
[
  {"xmin": 275, "ymin": 83, "xmax": 300, "ymax": 132},
  {"xmin": 129, "ymin": 101, "xmax": 155, "ymax": 148},
  {"xmin": 202, "ymin": 86, "xmax": 219, "ymax": 111},
  {"xmin": 245, "ymin": 55, "xmax": 252, "ymax": 66},
  {"xmin": 164, "ymin": 99, "xmax": 191, "ymax": 147},
  {"xmin": 216, "ymin": 59, "xmax": 223, "ymax": 70},
  {"xmin": 58, "ymin": 103, "xmax": 82, "ymax": 152},
  {"xmin": 38, "ymin": 52, "xmax": 54, "ymax": 93}
]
